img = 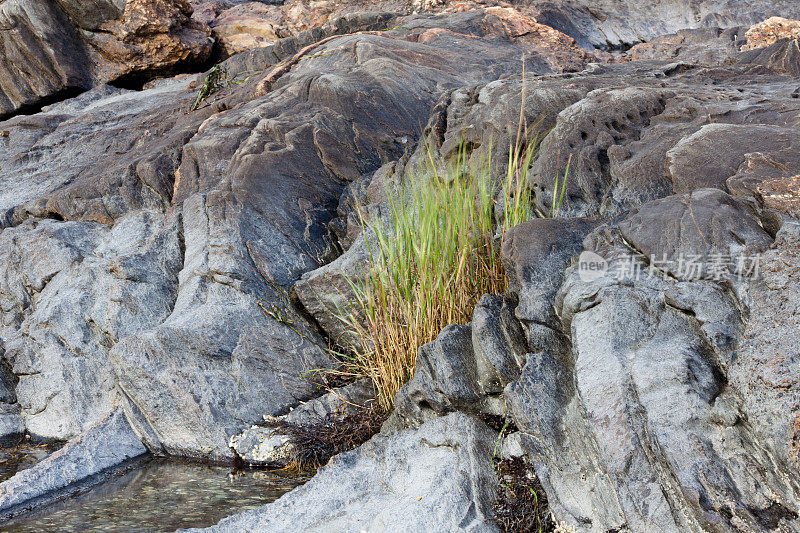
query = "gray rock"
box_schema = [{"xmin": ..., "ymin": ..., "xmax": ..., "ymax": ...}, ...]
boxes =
[
  {"xmin": 502, "ymin": 206, "xmax": 800, "ymax": 531},
  {"xmin": 618, "ymin": 188, "xmax": 773, "ymax": 281},
  {"xmin": 501, "ymin": 217, "xmax": 599, "ymax": 350},
  {"xmin": 0, "ymin": 407, "xmax": 147, "ymax": 519},
  {"xmin": 0, "ymin": 8, "xmax": 593, "ymax": 460},
  {"xmin": 1, "ymin": 211, "xmax": 180, "ymax": 441},
  {"xmin": 730, "ymin": 221, "xmax": 800, "ymax": 482},
  {"xmin": 194, "ymin": 412, "xmax": 500, "ymax": 533},
  {"xmin": 531, "ymin": 0, "xmax": 800, "ymax": 49},
  {"xmin": 391, "ymin": 295, "xmax": 527, "ymax": 429},
  {"xmin": 276, "ymin": 379, "xmax": 376, "ymax": 426},
  {"xmin": 625, "ymin": 27, "xmax": 747, "ymax": 64}
]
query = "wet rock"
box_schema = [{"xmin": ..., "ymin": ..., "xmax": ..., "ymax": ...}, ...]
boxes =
[
  {"xmin": 195, "ymin": 413, "xmax": 500, "ymax": 533},
  {"xmin": 0, "ymin": 408, "xmax": 146, "ymax": 519}
]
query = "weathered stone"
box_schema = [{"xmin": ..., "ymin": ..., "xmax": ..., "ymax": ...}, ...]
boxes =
[
  {"xmin": 501, "ymin": 217, "xmax": 599, "ymax": 350},
  {"xmin": 743, "ymin": 16, "xmax": 800, "ymax": 50},
  {"xmin": 391, "ymin": 295, "xmax": 527, "ymax": 429},
  {"xmin": 618, "ymin": 188, "xmax": 773, "ymax": 281},
  {"xmin": 194, "ymin": 413, "xmax": 500, "ymax": 533},
  {"xmin": 0, "ymin": 0, "xmax": 210, "ymax": 118},
  {"xmin": 532, "ymin": 0, "xmax": 800, "ymax": 49},
  {"xmin": 626, "ymin": 27, "xmax": 747, "ymax": 64}
]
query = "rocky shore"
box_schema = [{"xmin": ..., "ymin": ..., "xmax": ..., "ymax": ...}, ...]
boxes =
[{"xmin": 1, "ymin": 1, "xmax": 800, "ymax": 531}]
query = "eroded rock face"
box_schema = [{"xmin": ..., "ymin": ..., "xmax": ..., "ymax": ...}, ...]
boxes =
[
  {"xmin": 313, "ymin": 26, "xmax": 800, "ymax": 531},
  {"xmin": 0, "ymin": 0, "xmax": 210, "ymax": 118},
  {"xmin": 0, "ymin": 8, "xmax": 594, "ymax": 460},
  {"xmin": 743, "ymin": 16, "xmax": 800, "ymax": 50},
  {"xmin": 530, "ymin": 0, "xmax": 800, "ymax": 49}
]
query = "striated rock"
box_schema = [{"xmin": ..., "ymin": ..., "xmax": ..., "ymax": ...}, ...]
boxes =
[
  {"xmin": 0, "ymin": 408, "xmax": 146, "ymax": 519},
  {"xmin": 532, "ymin": 0, "xmax": 800, "ymax": 49},
  {"xmin": 738, "ymin": 35, "xmax": 800, "ymax": 76},
  {"xmin": 390, "ymin": 295, "xmax": 527, "ymax": 429},
  {"xmin": 625, "ymin": 27, "xmax": 746, "ymax": 64},
  {"xmin": 501, "ymin": 217, "xmax": 598, "ymax": 350},
  {"xmin": 743, "ymin": 16, "xmax": 800, "ymax": 50},
  {"xmin": 732, "ymin": 221, "xmax": 800, "ymax": 480},
  {"xmin": 0, "ymin": 0, "xmax": 92, "ymax": 117},
  {"xmin": 194, "ymin": 413, "xmax": 500, "ymax": 533},
  {"xmin": 500, "ymin": 197, "xmax": 800, "ymax": 531},
  {"xmin": 0, "ymin": 8, "xmax": 595, "ymax": 460}
]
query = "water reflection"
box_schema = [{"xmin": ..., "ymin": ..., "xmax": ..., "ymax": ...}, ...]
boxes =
[{"xmin": 2, "ymin": 457, "xmax": 305, "ymax": 532}]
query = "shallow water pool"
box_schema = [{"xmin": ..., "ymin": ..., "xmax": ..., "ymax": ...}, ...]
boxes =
[{"xmin": 2, "ymin": 457, "xmax": 305, "ymax": 532}]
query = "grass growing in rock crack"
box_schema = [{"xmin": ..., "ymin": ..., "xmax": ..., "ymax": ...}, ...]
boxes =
[{"xmin": 337, "ymin": 125, "xmax": 565, "ymax": 411}]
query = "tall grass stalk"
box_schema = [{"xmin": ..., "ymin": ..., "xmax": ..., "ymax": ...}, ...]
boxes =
[{"xmin": 339, "ymin": 136, "xmax": 541, "ymax": 411}]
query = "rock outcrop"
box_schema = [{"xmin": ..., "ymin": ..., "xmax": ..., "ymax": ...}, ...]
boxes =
[
  {"xmin": 2, "ymin": 2, "xmax": 800, "ymax": 531},
  {"xmin": 0, "ymin": 7, "xmax": 594, "ymax": 461},
  {"xmin": 193, "ymin": 413, "xmax": 500, "ymax": 533},
  {"xmin": 284, "ymin": 24, "xmax": 800, "ymax": 532},
  {"xmin": 0, "ymin": 0, "xmax": 211, "ymax": 118}
]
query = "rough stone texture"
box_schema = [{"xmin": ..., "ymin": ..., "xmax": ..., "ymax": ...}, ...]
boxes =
[
  {"xmin": 501, "ymin": 217, "xmax": 598, "ymax": 350},
  {"xmin": 731, "ymin": 221, "xmax": 800, "ymax": 486},
  {"xmin": 743, "ymin": 16, "xmax": 800, "ymax": 50},
  {"xmin": 618, "ymin": 188, "xmax": 774, "ymax": 280},
  {"xmin": 529, "ymin": 0, "xmax": 800, "ymax": 49},
  {"xmin": 229, "ymin": 427, "xmax": 293, "ymax": 466},
  {"xmin": 0, "ymin": 407, "xmax": 146, "ymax": 518},
  {"xmin": 390, "ymin": 295, "xmax": 527, "ymax": 429},
  {"xmin": 498, "ymin": 200, "xmax": 800, "ymax": 531},
  {"xmin": 625, "ymin": 27, "xmax": 746, "ymax": 64},
  {"xmin": 194, "ymin": 413, "xmax": 500, "ymax": 533},
  {"xmin": 3, "ymin": 5, "xmax": 800, "ymax": 529},
  {"xmin": 0, "ymin": 0, "xmax": 210, "ymax": 117},
  {"xmin": 0, "ymin": 8, "xmax": 593, "ymax": 461},
  {"xmin": 737, "ymin": 36, "xmax": 800, "ymax": 77}
]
